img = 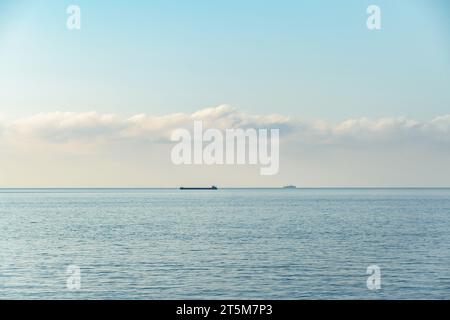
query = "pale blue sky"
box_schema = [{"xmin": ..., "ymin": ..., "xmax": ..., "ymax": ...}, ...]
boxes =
[
  {"xmin": 1, "ymin": 0, "xmax": 449, "ymax": 120},
  {"xmin": 1, "ymin": 0, "xmax": 450, "ymax": 187}
]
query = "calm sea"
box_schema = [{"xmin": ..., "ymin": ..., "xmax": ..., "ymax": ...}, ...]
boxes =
[{"xmin": 0, "ymin": 188, "xmax": 449, "ymax": 299}]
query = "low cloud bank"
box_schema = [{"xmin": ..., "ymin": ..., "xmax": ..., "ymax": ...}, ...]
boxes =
[{"xmin": 1, "ymin": 105, "xmax": 449, "ymax": 146}]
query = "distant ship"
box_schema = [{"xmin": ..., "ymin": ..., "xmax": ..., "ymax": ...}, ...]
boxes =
[
  {"xmin": 180, "ymin": 186, "xmax": 218, "ymax": 190},
  {"xmin": 283, "ymin": 185, "xmax": 297, "ymax": 189}
]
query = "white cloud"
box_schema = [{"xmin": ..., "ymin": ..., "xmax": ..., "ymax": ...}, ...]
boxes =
[
  {"xmin": 1, "ymin": 105, "xmax": 449, "ymax": 146},
  {"xmin": 6, "ymin": 112, "xmax": 125, "ymax": 143},
  {"xmin": 1, "ymin": 106, "xmax": 450, "ymax": 187},
  {"xmin": 428, "ymin": 115, "xmax": 450, "ymax": 134}
]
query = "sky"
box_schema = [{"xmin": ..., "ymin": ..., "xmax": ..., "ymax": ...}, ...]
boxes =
[{"xmin": 0, "ymin": 0, "xmax": 449, "ymax": 187}]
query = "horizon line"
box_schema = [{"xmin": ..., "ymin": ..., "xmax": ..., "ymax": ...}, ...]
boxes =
[{"xmin": 1, "ymin": 187, "xmax": 450, "ymax": 190}]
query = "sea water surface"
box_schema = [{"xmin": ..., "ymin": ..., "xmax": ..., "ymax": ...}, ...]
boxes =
[{"xmin": 0, "ymin": 188, "xmax": 449, "ymax": 299}]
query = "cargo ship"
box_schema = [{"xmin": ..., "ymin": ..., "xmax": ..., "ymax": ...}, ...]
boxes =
[{"xmin": 180, "ymin": 186, "xmax": 218, "ymax": 190}]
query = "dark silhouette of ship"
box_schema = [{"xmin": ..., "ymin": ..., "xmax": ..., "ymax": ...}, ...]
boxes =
[
  {"xmin": 283, "ymin": 185, "xmax": 297, "ymax": 189},
  {"xmin": 180, "ymin": 186, "xmax": 218, "ymax": 190}
]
